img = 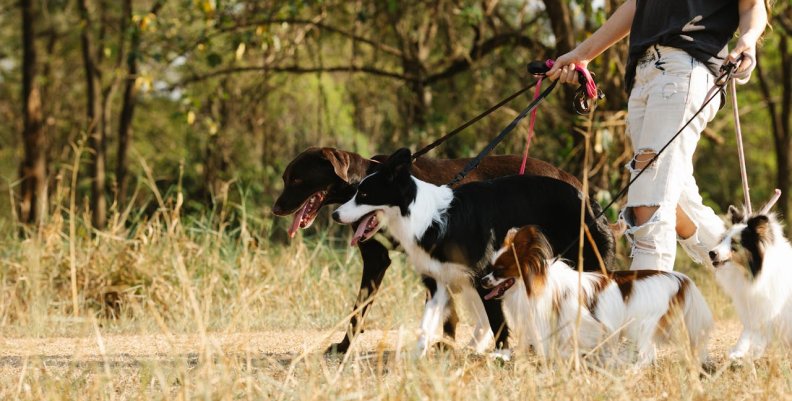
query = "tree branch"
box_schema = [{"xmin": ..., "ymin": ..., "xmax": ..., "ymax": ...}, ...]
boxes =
[
  {"xmin": 426, "ymin": 32, "xmax": 546, "ymax": 85},
  {"xmin": 214, "ymin": 18, "xmax": 404, "ymax": 58},
  {"xmin": 173, "ymin": 64, "xmax": 416, "ymax": 89}
]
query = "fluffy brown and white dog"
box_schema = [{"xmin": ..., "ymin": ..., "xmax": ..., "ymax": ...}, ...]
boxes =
[
  {"xmin": 709, "ymin": 206, "xmax": 792, "ymax": 360},
  {"xmin": 481, "ymin": 225, "xmax": 712, "ymax": 367}
]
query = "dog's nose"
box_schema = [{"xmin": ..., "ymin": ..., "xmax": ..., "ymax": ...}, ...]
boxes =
[
  {"xmin": 708, "ymin": 250, "xmax": 717, "ymax": 261},
  {"xmin": 272, "ymin": 204, "xmax": 283, "ymax": 215},
  {"xmin": 332, "ymin": 211, "xmax": 341, "ymax": 223}
]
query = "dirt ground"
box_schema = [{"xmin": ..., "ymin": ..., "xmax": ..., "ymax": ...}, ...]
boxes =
[{"xmin": 0, "ymin": 320, "xmax": 744, "ymax": 368}]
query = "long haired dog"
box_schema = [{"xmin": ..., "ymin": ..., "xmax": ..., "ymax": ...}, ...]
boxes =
[
  {"xmin": 481, "ymin": 226, "xmax": 712, "ymax": 367},
  {"xmin": 709, "ymin": 207, "xmax": 792, "ymax": 360},
  {"xmin": 332, "ymin": 148, "xmax": 615, "ymax": 355}
]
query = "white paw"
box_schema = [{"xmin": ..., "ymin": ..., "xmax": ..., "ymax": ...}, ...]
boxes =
[
  {"xmin": 414, "ymin": 335, "xmax": 430, "ymax": 358},
  {"xmin": 467, "ymin": 331, "xmax": 494, "ymax": 354},
  {"xmin": 490, "ymin": 348, "xmax": 513, "ymax": 362},
  {"xmin": 728, "ymin": 348, "xmax": 746, "ymax": 361}
]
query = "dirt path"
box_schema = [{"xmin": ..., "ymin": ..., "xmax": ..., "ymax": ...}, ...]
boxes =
[{"xmin": 0, "ymin": 321, "xmax": 743, "ymax": 366}]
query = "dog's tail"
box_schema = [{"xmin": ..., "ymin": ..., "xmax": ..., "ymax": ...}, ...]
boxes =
[{"xmin": 680, "ymin": 277, "xmax": 713, "ymax": 364}]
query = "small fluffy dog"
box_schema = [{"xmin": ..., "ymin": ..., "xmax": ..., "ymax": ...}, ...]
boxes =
[
  {"xmin": 709, "ymin": 206, "xmax": 792, "ymax": 359},
  {"xmin": 481, "ymin": 225, "xmax": 712, "ymax": 366}
]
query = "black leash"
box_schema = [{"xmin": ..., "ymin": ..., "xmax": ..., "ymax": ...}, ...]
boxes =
[
  {"xmin": 411, "ymin": 84, "xmax": 535, "ymax": 160},
  {"xmin": 554, "ymin": 62, "xmax": 740, "ymax": 265},
  {"xmin": 413, "ymin": 60, "xmax": 602, "ymax": 162},
  {"xmin": 447, "ymin": 79, "xmax": 559, "ymax": 186}
]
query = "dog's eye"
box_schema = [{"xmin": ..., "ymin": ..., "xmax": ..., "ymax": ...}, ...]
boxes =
[
  {"xmin": 359, "ymin": 192, "xmax": 368, "ymax": 199},
  {"xmin": 290, "ymin": 178, "xmax": 303, "ymax": 185}
]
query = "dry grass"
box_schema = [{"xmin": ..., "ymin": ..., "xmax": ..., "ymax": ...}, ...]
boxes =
[{"xmin": 1, "ymin": 186, "xmax": 792, "ymax": 400}]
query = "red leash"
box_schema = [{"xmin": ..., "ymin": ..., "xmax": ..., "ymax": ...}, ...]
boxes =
[
  {"xmin": 519, "ymin": 59, "xmax": 600, "ymax": 174},
  {"xmin": 519, "ymin": 77, "xmax": 543, "ymax": 174}
]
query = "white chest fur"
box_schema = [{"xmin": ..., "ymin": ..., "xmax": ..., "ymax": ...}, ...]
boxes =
[{"xmin": 382, "ymin": 178, "xmax": 472, "ymax": 287}]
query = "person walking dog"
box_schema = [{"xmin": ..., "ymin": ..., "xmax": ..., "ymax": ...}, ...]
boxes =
[{"xmin": 548, "ymin": 0, "xmax": 768, "ymax": 270}]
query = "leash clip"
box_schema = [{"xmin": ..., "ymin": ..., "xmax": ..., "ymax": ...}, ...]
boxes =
[
  {"xmin": 717, "ymin": 55, "xmax": 744, "ymax": 87},
  {"xmin": 574, "ymin": 85, "xmax": 605, "ymax": 115}
]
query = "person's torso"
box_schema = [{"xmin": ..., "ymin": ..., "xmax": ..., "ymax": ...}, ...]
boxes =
[{"xmin": 626, "ymin": 0, "xmax": 739, "ymax": 92}]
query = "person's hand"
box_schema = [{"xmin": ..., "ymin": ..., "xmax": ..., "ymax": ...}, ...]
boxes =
[
  {"xmin": 547, "ymin": 49, "xmax": 590, "ymax": 85},
  {"xmin": 726, "ymin": 35, "xmax": 757, "ymax": 84}
]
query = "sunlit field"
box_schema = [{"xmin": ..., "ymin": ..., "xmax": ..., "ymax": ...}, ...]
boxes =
[{"xmin": 0, "ymin": 183, "xmax": 791, "ymax": 401}]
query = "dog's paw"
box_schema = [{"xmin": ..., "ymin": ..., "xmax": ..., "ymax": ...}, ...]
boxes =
[
  {"xmin": 466, "ymin": 331, "xmax": 494, "ymax": 354},
  {"xmin": 490, "ymin": 348, "xmax": 513, "ymax": 363},
  {"xmin": 413, "ymin": 336, "xmax": 431, "ymax": 359},
  {"xmin": 728, "ymin": 349, "xmax": 746, "ymax": 361}
]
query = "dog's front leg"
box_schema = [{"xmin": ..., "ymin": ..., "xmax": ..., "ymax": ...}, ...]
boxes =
[
  {"xmin": 458, "ymin": 283, "xmax": 494, "ymax": 353},
  {"xmin": 729, "ymin": 329, "xmax": 754, "ymax": 360},
  {"xmin": 417, "ymin": 281, "xmax": 450, "ymax": 357},
  {"xmin": 476, "ymin": 286, "xmax": 510, "ymax": 350},
  {"xmin": 326, "ymin": 239, "xmax": 391, "ymax": 355}
]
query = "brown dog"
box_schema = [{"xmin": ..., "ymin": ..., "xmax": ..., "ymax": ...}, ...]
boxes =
[{"xmin": 273, "ymin": 147, "xmax": 583, "ymax": 353}]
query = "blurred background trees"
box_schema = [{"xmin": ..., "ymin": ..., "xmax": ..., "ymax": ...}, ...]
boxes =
[{"xmin": 0, "ymin": 0, "xmax": 789, "ymax": 238}]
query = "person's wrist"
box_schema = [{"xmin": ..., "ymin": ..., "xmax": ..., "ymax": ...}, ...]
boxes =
[{"xmin": 737, "ymin": 31, "xmax": 761, "ymax": 47}]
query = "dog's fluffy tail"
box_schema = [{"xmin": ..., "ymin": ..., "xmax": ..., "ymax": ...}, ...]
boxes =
[{"xmin": 681, "ymin": 279, "xmax": 713, "ymax": 364}]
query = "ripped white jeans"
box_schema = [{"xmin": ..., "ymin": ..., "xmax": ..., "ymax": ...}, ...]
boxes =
[{"xmin": 623, "ymin": 45, "xmax": 725, "ymax": 271}]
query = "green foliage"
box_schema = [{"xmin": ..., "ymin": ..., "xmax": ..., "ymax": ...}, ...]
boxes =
[{"xmin": 0, "ymin": 0, "xmax": 789, "ymax": 234}]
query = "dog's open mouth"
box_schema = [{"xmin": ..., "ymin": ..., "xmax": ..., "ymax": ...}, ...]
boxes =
[
  {"xmin": 712, "ymin": 259, "xmax": 727, "ymax": 268},
  {"xmin": 288, "ymin": 191, "xmax": 327, "ymax": 238},
  {"xmin": 351, "ymin": 212, "xmax": 381, "ymax": 246},
  {"xmin": 484, "ymin": 278, "xmax": 515, "ymax": 300}
]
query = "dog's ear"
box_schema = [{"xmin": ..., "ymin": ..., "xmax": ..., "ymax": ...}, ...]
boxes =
[
  {"xmin": 748, "ymin": 215, "xmax": 773, "ymax": 243},
  {"xmin": 728, "ymin": 205, "xmax": 745, "ymax": 225},
  {"xmin": 381, "ymin": 148, "xmax": 413, "ymax": 181},
  {"xmin": 321, "ymin": 148, "xmax": 353, "ymax": 183}
]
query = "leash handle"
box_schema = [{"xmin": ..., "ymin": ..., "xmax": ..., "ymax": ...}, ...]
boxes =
[
  {"xmin": 530, "ymin": 59, "xmax": 604, "ymax": 114},
  {"xmin": 760, "ymin": 189, "xmax": 782, "ymax": 215}
]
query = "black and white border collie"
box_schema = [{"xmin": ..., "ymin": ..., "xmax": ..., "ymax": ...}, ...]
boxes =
[
  {"xmin": 332, "ymin": 148, "xmax": 614, "ymax": 355},
  {"xmin": 481, "ymin": 225, "xmax": 712, "ymax": 367},
  {"xmin": 709, "ymin": 206, "xmax": 792, "ymax": 360}
]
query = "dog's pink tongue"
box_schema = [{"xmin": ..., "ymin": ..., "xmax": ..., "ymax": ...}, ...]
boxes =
[
  {"xmin": 483, "ymin": 287, "xmax": 501, "ymax": 301},
  {"xmin": 351, "ymin": 214, "xmax": 375, "ymax": 246},
  {"xmin": 288, "ymin": 204, "xmax": 309, "ymax": 239}
]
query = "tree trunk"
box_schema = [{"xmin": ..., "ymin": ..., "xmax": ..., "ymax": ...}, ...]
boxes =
[
  {"xmin": 79, "ymin": 0, "xmax": 106, "ymax": 229},
  {"xmin": 756, "ymin": 39, "xmax": 792, "ymax": 221},
  {"xmin": 19, "ymin": 0, "xmax": 47, "ymax": 226},
  {"xmin": 543, "ymin": 0, "xmax": 575, "ymax": 54},
  {"xmin": 117, "ymin": 0, "xmax": 137, "ymax": 208}
]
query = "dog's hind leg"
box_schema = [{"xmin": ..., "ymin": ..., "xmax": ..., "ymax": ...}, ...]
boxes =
[
  {"xmin": 326, "ymin": 239, "xmax": 391, "ymax": 355},
  {"xmin": 417, "ymin": 281, "xmax": 451, "ymax": 357}
]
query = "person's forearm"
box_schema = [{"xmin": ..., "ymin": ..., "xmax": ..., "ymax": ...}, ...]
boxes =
[
  {"xmin": 575, "ymin": 0, "xmax": 636, "ymax": 60},
  {"xmin": 737, "ymin": 0, "xmax": 768, "ymax": 44}
]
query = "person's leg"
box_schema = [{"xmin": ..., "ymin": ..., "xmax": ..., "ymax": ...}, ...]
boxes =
[
  {"xmin": 677, "ymin": 175, "xmax": 727, "ymax": 266},
  {"xmin": 622, "ymin": 46, "xmax": 718, "ymax": 271}
]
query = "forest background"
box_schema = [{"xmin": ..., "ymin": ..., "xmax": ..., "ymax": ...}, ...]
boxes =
[{"xmin": 3, "ymin": 0, "xmax": 791, "ymax": 236}]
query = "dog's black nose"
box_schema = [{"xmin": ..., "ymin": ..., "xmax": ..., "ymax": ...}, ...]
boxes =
[
  {"xmin": 332, "ymin": 211, "xmax": 341, "ymax": 222},
  {"xmin": 708, "ymin": 250, "xmax": 717, "ymax": 261}
]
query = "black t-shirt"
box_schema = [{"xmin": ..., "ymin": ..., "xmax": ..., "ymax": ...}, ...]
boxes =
[{"xmin": 625, "ymin": 0, "xmax": 740, "ymax": 92}]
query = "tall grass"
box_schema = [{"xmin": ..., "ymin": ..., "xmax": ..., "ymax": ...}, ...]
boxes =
[{"xmin": 1, "ymin": 176, "xmax": 792, "ymax": 400}]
